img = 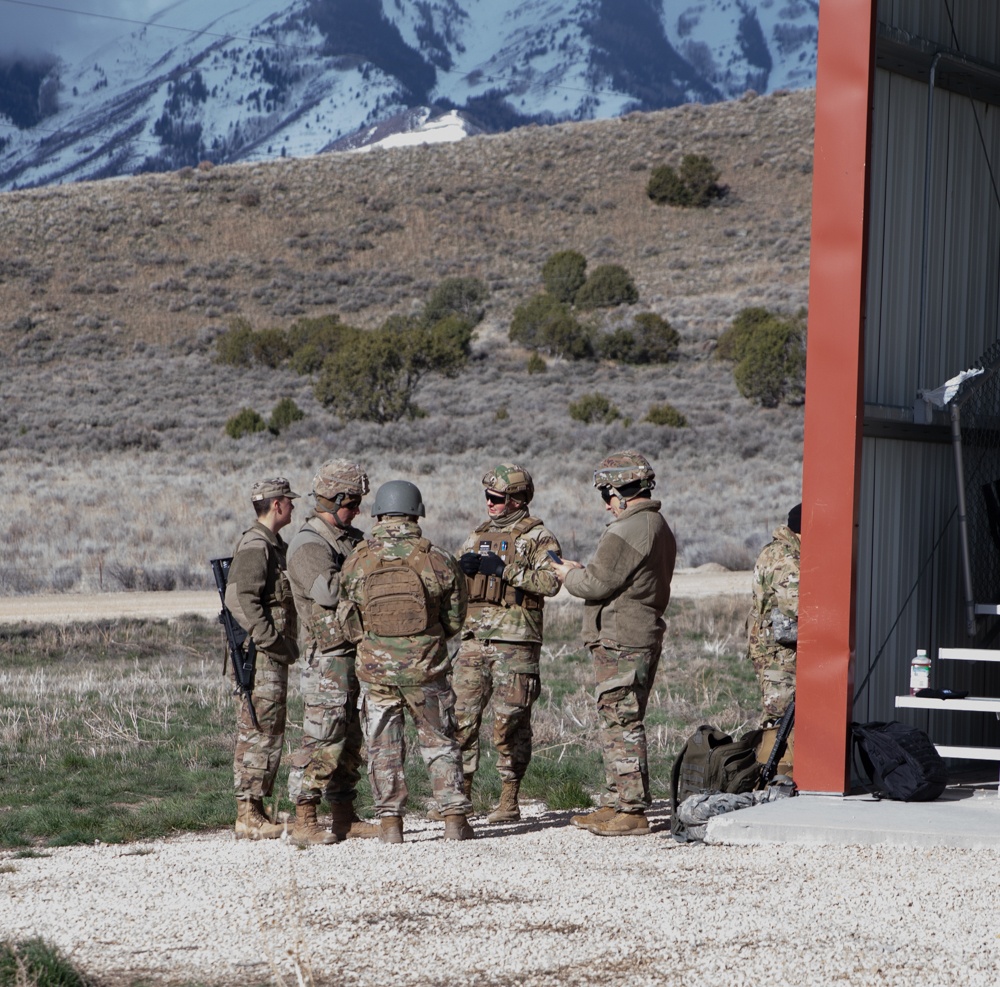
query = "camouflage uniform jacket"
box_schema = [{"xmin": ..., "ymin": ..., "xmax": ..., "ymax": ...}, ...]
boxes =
[
  {"xmin": 748, "ymin": 523, "xmax": 801, "ymax": 662},
  {"xmin": 339, "ymin": 519, "xmax": 468, "ymax": 687},
  {"xmin": 286, "ymin": 512, "xmax": 362, "ymax": 652},
  {"xmin": 457, "ymin": 510, "xmax": 562, "ymax": 643},
  {"xmin": 564, "ymin": 499, "xmax": 676, "ymax": 648},
  {"xmin": 224, "ymin": 521, "xmax": 297, "ymax": 663}
]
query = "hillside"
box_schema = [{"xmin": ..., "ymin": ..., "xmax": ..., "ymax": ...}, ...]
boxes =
[{"xmin": 0, "ymin": 89, "xmax": 813, "ymax": 595}]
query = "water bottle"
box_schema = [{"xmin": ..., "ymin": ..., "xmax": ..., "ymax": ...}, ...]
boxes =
[{"xmin": 909, "ymin": 648, "xmax": 931, "ymax": 695}]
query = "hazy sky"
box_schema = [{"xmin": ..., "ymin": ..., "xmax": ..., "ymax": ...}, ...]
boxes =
[{"xmin": 0, "ymin": 1, "xmax": 188, "ymax": 59}]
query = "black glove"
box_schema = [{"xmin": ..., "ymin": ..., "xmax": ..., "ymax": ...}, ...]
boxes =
[
  {"xmin": 478, "ymin": 552, "xmax": 506, "ymax": 578},
  {"xmin": 458, "ymin": 552, "xmax": 482, "ymax": 576}
]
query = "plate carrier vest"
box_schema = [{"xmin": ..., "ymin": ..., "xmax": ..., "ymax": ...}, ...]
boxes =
[{"xmin": 467, "ymin": 516, "xmax": 544, "ymax": 611}]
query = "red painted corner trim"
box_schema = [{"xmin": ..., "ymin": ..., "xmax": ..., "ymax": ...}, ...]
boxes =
[{"xmin": 796, "ymin": 0, "xmax": 876, "ymax": 794}]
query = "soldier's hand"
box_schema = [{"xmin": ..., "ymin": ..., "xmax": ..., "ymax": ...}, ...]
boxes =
[
  {"xmin": 273, "ymin": 634, "xmax": 299, "ymax": 666},
  {"xmin": 478, "ymin": 553, "xmax": 505, "ymax": 578},
  {"xmin": 458, "ymin": 552, "xmax": 482, "ymax": 576}
]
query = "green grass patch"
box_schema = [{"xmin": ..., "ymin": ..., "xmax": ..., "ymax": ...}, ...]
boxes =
[
  {"xmin": 0, "ymin": 937, "xmax": 94, "ymax": 987},
  {"xmin": 0, "ymin": 596, "xmax": 759, "ymax": 844}
]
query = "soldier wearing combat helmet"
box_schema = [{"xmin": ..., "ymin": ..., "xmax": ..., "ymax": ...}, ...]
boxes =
[
  {"xmin": 338, "ymin": 480, "xmax": 473, "ymax": 843},
  {"xmin": 285, "ymin": 460, "xmax": 379, "ymax": 843},
  {"xmin": 551, "ymin": 451, "xmax": 676, "ymax": 837},
  {"xmin": 441, "ymin": 463, "xmax": 562, "ymax": 824}
]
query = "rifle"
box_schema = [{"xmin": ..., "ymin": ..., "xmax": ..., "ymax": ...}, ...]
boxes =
[
  {"xmin": 759, "ymin": 696, "xmax": 795, "ymax": 786},
  {"xmin": 210, "ymin": 556, "xmax": 259, "ymax": 730}
]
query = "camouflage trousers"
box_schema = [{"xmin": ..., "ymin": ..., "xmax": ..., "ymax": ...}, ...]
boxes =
[
  {"xmin": 453, "ymin": 639, "xmax": 541, "ymax": 783},
  {"xmin": 233, "ymin": 654, "xmax": 288, "ymax": 799},
  {"xmin": 590, "ymin": 639, "xmax": 662, "ymax": 814},
  {"xmin": 748, "ymin": 644, "xmax": 796, "ymax": 722},
  {"xmin": 287, "ymin": 646, "xmax": 364, "ymax": 805},
  {"xmin": 359, "ymin": 676, "xmax": 472, "ymax": 818}
]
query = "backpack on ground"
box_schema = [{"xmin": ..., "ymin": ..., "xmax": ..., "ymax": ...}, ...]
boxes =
[
  {"xmin": 851, "ymin": 720, "xmax": 948, "ymax": 802},
  {"xmin": 670, "ymin": 724, "xmax": 764, "ymax": 841}
]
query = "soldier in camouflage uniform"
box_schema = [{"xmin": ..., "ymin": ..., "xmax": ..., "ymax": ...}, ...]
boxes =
[
  {"xmin": 747, "ymin": 503, "xmax": 801, "ymax": 724},
  {"xmin": 285, "ymin": 460, "xmax": 379, "ymax": 844},
  {"xmin": 444, "ymin": 463, "xmax": 562, "ymax": 824},
  {"xmin": 225, "ymin": 477, "xmax": 300, "ymax": 840},
  {"xmin": 552, "ymin": 452, "xmax": 676, "ymax": 837},
  {"xmin": 338, "ymin": 480, "xmax": 474, "ymax": 843}
]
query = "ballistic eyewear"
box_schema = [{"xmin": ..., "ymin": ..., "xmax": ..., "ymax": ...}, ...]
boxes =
[{"xmin": 485, "ymin": 490, "xmax": 507, "ymax": 506}]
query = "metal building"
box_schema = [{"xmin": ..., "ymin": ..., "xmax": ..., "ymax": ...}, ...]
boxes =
[{"xmin": 797, "ymin": 0, "xmax": 1000, "ymax": 793}]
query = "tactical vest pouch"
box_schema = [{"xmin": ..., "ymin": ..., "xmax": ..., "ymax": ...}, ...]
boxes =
[{"xmin": 363, "ymin": 546, "xmax": 432, "ymax": 637}]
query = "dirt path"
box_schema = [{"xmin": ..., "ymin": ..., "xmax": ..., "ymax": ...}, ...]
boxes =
[{"xmin": 0, "ymin": 568, "xmax": 750, "ymax": 625}]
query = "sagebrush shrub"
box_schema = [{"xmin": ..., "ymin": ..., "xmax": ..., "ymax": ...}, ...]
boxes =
[
  {"xmin": 250, "ymin": 328, "xmax": 292, "ymax": 369},
  {"xmin": 574, "ymin": 264, "xmax": 639, "ymax": 310},
  {"xmin": 214, "ymin": 318, "xmax": 255, "ymax": 366},
  {"xmin": 647, "ymin": 153, "xmax": 726, "ymax": 207},
  {"xmin": 715, "ymin": 306, "xmax": 806, "ymax": 406},
  {"xmin": 287, "ymin": 315, "xmax": 360, "ymax": 375},
  {"xmin": 541, "ymin": 250, "xmax": 587, "ymax": 304},
  {"xmin": 526, "ymin": 352, "xmax": 547, "ymax": 374},
  {"xmin": 315, "ymin": 316, "xmax": 472, "ymax": 422},
  {"xmin": 225, "ymin": 407, "xmax": 267, "ymax": 439},
  {"xmin": 598, "ymin": 312, "xmax": 679, "ymax": 364},
  {"xmin": 645, "ymin": 402, "xmax": 688, "ymax": 427},
  {"xmin": 716, "ymin": 306, "xmax": 773, "ymax": 362},
  {"xmin": 268, "ymin": 397, "xmax": 305, "ymax": 433},
  {"xmin": 509, "ymin": 293, "xmax": 592, "ymax": 358},
  {"xmin": 568, "ymin": 392, "xmax": 620, "ymax": 424},
  {"xmin": 422, "ymin": 276, "xmax": 489, "ymax": 326}
]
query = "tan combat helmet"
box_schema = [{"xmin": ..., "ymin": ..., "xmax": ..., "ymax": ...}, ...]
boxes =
[
  {"xmin": 313, "ymin": 459, "xmax": 369, "ymax": 510},
  {"xmin": 482, "ymin": 463, "xmax": 534, "ymax": 503},
  {"xmin": 592, "ymin": 450, "xmax": 656, "ymax": 492}
]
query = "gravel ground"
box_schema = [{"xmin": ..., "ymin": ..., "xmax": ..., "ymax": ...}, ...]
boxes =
[{"xmin": 1, "ymin": 801, "xmax": 998, "ymax": 987}]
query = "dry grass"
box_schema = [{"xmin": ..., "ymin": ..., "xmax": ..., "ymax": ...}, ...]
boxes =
[{"xmin": 0, "ymin": 90, "xmax": 813, "ymax": 593}]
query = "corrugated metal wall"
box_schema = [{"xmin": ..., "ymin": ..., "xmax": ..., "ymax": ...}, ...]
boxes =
[{"xmin": 858, "ymin": 1, "xmax": 1000, "ymax": 751}]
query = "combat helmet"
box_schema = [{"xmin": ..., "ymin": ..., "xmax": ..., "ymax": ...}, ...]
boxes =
[
  {"xmin": 313, "ymin": 459, "xmax": 369, "ymax": 502},
  {"xmin": 481, "ymin": 463, "xmax": 534, "ymax": 503},
  {"xmin": 371, "ymin": 480, "xmax": 425, "ymax": 518},
  {"xmin": 592, "ymin": 450, "xmax": 656, "ymax": 492}
]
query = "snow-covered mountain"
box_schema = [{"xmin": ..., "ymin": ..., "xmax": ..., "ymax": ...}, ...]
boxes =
[{"xmin": 0, "ymin": 0, "xmax": 817, "ymax": 191}]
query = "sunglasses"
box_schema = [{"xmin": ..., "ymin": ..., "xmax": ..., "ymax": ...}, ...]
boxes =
[
  {"xmin": 339, "ymin": 498, "xmax": 362, "ymax": 511},
  {"xmin": 485, "ymin": 491, "xmax": 507, "ymax": 505}
]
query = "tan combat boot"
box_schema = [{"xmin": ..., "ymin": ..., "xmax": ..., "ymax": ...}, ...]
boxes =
[
  {"xmin": 443, "ymin": 813, "xmax": 475, "ymax": 841},
  {"xmin": 486, "ymin": 779, "xmax": 520, "ymax": 823},
  {"xmin": 235, "ymin": 798, "xmax": 285, "ymax": 840},
  {"xmin": 291, "ymin": 802, "xmax": 339, "ymax": 845},
  {"xmin": 379, "ymin": 816, "xmax": 404, "ymax": 844},
  {"xmin": 587, "ymin": 811, "xmax": 650, "ymax": 837},
  {"xmin": 570, "ymin": 805, "xmax": 616, "ymax": 830},
  {"xmin": 329, "ymin": 802, "xmax": 380, "ymax": 840}
]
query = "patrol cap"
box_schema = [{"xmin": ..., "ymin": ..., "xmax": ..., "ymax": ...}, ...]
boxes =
[{"xmin": 251, "ymin": 477, "xmax": 300, "ymax": 502}]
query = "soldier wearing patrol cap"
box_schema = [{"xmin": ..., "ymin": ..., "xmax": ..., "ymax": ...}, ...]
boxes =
[
  {"xmin": 551, "ymin": 451, "xmax": 676, "ymax": 837},
  {"xmin": 225, "ymin": 476, "xmax": 300, "ymax": 839},
  {"xmin": 441, "ymin": 464, "xmax": 562, "ymax": 824},
  {"xmin": 285, "ymin": 460, "xmax": 379, "ymax": 844}
]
